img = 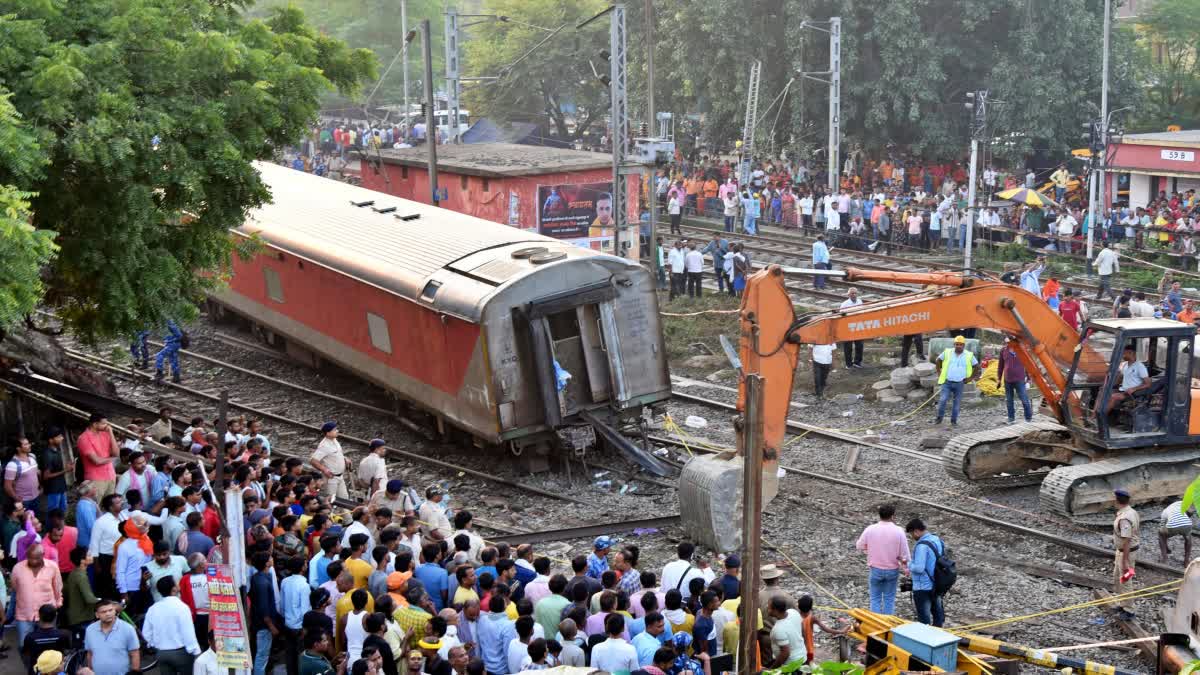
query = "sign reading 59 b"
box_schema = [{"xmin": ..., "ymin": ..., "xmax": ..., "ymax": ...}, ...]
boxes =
[{"xmin": 1161, "ymin": 149, "xmax": 1195, "ymax": 162}]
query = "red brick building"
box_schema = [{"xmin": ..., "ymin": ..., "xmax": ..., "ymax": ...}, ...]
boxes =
[{"xmin": 359, "ymin": 143, "xmax": 641, "ymax": 257}]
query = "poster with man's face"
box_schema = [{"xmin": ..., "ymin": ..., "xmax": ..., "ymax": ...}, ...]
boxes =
[{"xmin": 538, "ymin": 182, "xmax": 615, "ymax": 252}]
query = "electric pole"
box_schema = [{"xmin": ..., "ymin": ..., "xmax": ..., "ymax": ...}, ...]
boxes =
[
  {"xmin": 797, "ymin": 18, "xmax": 841, "ymax": 194},
  {"xmin": 445, "ymin": 7, "xmax": 462, "ymax": 144},
  {"xmin": 402, "ymin": 0, "xmax": 410, "ymax": 124},
  {"xmin": 1098, "ymin": 0, "xmax": 1111, "ymax": 213},
  {"xmin": 964, "ymin": 89, "xmax": 988, "ymax": 272},
  {"xmin": 609, "ymin": 3, "xmax": 630, "ymax": 258},
  {"xmin": 645, "ymin": 0, "xmax": 657, "ymax": 272},
  {"xmin": 422, "ymin": 19, "xmax": 440, "ymax": 206}
]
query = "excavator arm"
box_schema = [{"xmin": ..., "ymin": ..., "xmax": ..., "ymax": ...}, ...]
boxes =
[{"xmin": 738, "ymin": 265, "xmax": 1103, "ymax": 502}]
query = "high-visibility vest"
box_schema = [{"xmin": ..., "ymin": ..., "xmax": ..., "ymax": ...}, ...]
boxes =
[{"xmin": 938, "ymin": 348, "xmax": 974, "ymax": 384}]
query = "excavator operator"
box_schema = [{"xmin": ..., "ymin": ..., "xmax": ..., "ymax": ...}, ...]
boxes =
[{"xmin": 1099, "ymin": 345, "xmax": 1151, "ymax": 415}]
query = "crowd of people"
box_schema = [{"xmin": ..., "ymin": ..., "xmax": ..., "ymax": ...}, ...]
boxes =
[{"xmin": 0, "ymin": 405, "xmax": 880, "ymax": 675}]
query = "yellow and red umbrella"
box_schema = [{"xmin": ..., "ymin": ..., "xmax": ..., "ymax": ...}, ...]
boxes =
[{"xmin": 995, "ymin": 187, "xmax": 1061, "ymax": 209}]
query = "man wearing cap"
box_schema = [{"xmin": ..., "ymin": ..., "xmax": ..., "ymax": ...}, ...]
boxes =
[
  {"xmin": 719, "ymin": 555, "xmax": 741, "ymax": 601},
  {"xmin": 357, "ymin": 439, "xmax": 390, "ymax": 498},
  {"xmin": 310, "ymin": 422, "xmax": 349, "ymax": 501},
  {"xmin": 757, "ymin": 564, "xmax": 790, "ymax": 638},
  {"xmin": 933, "ymin": 336, "xmax": 979, "ymax": 427},
  {"xmin": 1112, "ymin": 488, "xmax": 1140, "ymax": 620},
  {"xmin": 369, "ymin": 479, "xmax": 417, "ymax": 519},
  {"xmin": 34, "ymin": 649, "xmax": 65, "ymax": 675},
  {"xmin": 418, "ymin": 486, "xmax": 452, "ymax": 542},
  {"xmin": 588, "ymin": 536, "xmax": 613, "ymax": 579}
]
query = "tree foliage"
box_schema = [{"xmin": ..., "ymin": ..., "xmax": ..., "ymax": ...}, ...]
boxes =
[
  {"xmin": 0, "ymin": 0, "xmax": 375, "ymax": 344},
  {"xmin": 650, "ymin": 0, "xmax": 1141, "ymax": 162},
  {"xmin": 249, "ymin": 0, "xmax": 444, "ymax": 112},
  {"xmin": 461, "ymin": 0, "xmax": 612, "ymax": 142},
  {"xmin": 1130, "ymin": 0, "xmax": 1200, "ymax": 131}
]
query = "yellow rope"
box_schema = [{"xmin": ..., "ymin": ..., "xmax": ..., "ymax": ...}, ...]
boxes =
[
  {"xmin": 949, "ymin": 580, "xmax": 1182, "ymax": 632},
  {"xmin": 784, "ymin": 390, "xmax": 939, "ymax": 447},
  {"xmin": 661, "ymin": 415, "xmax": 697, "ymax": 456},
  {"xmin": 764, "ymin": 536, "xmax": 854, "ymax": 610}
]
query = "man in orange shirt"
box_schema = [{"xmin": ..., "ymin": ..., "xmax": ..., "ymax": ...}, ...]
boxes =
[
  {"xmin": 703, "ymin": 177, "xmax": 719, "ymax": 215},
  {"xmin": 77, "ymin": 413, "xmax": 120, "ymax": 498},
  {"xmin": 1177, "ymin": 299, "xmax": 1199, "ymax": 326}
]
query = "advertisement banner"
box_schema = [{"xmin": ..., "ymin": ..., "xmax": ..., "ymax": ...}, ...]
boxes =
[
  {"xmin": 538, "ymin": 182, "xmax": 616, "ymax": 252},
  {"xmin": 208, "ymin": 564, "xmax": 252, "ymax": 670},
  {"xmin": 508, "ymin": 190, "xmax": 524, "ymax": 228}
]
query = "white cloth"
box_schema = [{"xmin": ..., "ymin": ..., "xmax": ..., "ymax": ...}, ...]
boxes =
[
  {"xmin": 143, "ymin": 596, "xmax": 202, "ymax": 655},
  {"xmin": 1057, "ymin": 215, "xmax": 1078, "ymax": 237},
  {"xmin": 590, "ymin": 637, "xmax": 639, "ymax": 673},
  {"xmin": 340, "ymin": 520, "xmax": 375, "ymax": 552},
  {"xmin": 507, "ymin": 638, "xmax": 531, "ymax": 674},
  {"xmin": 684, "ymin": 250, "xmax": 704, "ymax": 273},
  {"xmin": 87, "ymin": 512, "xmax": 125, "ymax": 557},
  {"xmin": 840, "ymin": 297, "xmax": 863, "ymax": 311},
  {"xmin": 1162, "ymin": 501, "xmax": 1193, "ymax": 529},
  {"xmin": 1095, "ymin": 248, "xmax": 1119, "ymax": 275},
  {"xmin": 660, "ymin": 560, "xmax": 715, "ymax": 599},
  {"xmin": 799, "ymin": 196, "xmax": 814, "ymax": 215},
  {"xmin": 812, "ymin": 344, "xmax": 835, "ymax": 365},
  {"xmin": 668, "ymin": 248, "xmax": 686, "ymax": 274},
  {"xmin": 668, "ymin": 197, "xmax": 681, "ymax": 215},
  {"xmin": 1118, "ymin": 360, "xmax": 1149, "ymax": 392},
  {"xmin": 192, "ymin": 649, "xmax": 220, "ymax": 675},
  {"xmin": 345, "ymin": 609, "xmax": 369, "ymax": 664}
]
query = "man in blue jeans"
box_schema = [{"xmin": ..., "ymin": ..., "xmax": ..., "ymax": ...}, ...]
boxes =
[
  {"xmin": 906, "ymin": 519, "xmax": 946, "ymax": 626},
  {"xmin": 812, "ymin": 235, "xmax": 831, "ymax": 289},
  {"xmin": 249, "ymin": 551, "xmax": 282, "ymax": 675},
  {"xmin": 998, "ymin": 339, "xmax": 1033, "ymax": 424},
  {"xmin": 934, "ymin": 336, "xmax": 980, "ymax": 427},
  {"xmin": 854, "ymin": 504, "xmax": 909, "ymax": 615}
]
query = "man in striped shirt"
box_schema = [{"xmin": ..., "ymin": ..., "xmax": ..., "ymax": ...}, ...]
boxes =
[{"xmin": 1159, "ymin": 500, "xmax": 1194, "ymax": 563}]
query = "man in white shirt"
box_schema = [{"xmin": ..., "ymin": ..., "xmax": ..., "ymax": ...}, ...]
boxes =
[
  {"xmin": 825, "ymin": 198, "xmax": 841, "ymax": 233},
  {"xmin": 1025, "ymin": 169, "xmax": 1036, "ymax": 188},
  {"xmin": 840, "ymin": 288, "xmax": 865, "ymax": 368},
  {"xmin": 1093, "ymin": 242, "xmax": 1119, "ymax": 300},
  {"xmin": 765, "ymin": 598, "xmax": 808, "ymax": 668},
  {"xmin": 590, "ymin": 614, "xmax": 639, "ymax": 672},
  {"xmin": 660, "ymin": 542, "xmax": 715, "ymax": 600},
  {"xmin": 667, "ymin": 241, "xmax": 686, "ymax": 301},
  {"xmin": 798, "ymin": 193, "xmax": 814, "ymax": 232},
  {"xmin": 88, "ymin": 493, "xmax": 127, "ymax": 599},
  {"xmin": 684, "ymin": 243, "xmax": 705, "ymax": 298},
  {"xmin": 667, "ymin": 194, "xmax": 682, "ymax": 235},
  {"xmin": 143, "ymin": 576, "xmax": 202, "ymax": 672},
  {"xmin": 1100, "ymin": 345, "xmax": 1150, "ymax": 415},
  {"xmin": 1056, "ymin": 210, "xmax": 1079, "ymax": 253},
  {"xmin": 811, "ymin": 343, "xmax": 836, "ymax": 398},
  {"xmin": 356, "ymin": 439, "xmax": 389, "ymax": 497}
]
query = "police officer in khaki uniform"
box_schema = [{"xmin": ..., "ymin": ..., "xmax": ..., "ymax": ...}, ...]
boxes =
[
  {"xmin": 1112, "ymin": 488, "xmax": 1140, "ymax": 620},
  {"xmin": 310, "ymin": 421, "xmax": 350, "ymax": 500}
]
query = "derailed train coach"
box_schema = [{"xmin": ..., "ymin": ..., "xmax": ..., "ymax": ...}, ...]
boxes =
[{"xmin": 209, "ymin": 161, "xmax": 672, "ymax": 470}]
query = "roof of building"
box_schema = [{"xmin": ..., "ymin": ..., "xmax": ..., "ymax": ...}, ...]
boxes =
[
  {"xmin": 371, "ymin": 142, "xmax": 612, "ymax": 178},
  {"xmin": 1119, "ymin": 130, "xmax": 1200, "ymax": 146},
  {"xmin": 244, "ymin": 161, "xmax": 606, "ymax": 318}
]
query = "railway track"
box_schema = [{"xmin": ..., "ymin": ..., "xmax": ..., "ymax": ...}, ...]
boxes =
[{"xmin": 645, "ymin": 431, "xmax": 1185, "ymax": 578}]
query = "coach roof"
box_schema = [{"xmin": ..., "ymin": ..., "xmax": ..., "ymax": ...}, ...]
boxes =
[{"xmin": 243, "ymin": 161, "xmax": 590, "ymax": 306}]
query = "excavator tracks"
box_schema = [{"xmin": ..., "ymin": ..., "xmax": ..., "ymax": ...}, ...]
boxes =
[
  {"xmin": 941, "ymin": 420, "xmax": 1071, "ymax": 487},
  {"xmin": 1039, "ymin": 448, "xmax": 1200, "ymax": 524}
]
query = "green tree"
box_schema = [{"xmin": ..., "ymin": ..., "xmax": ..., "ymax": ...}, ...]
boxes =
[
  {"xmin": 1130, "ymin": 0, "xmax": 1200, "ymax": 131},
  {"xmin": 461, "ymin": 0, "xmax": 612, "ymax": 142},
  {"xmin": 0, "ymin": 0, "xmax": 375, "ymax": 346},
  {"xmin": 653, "ymin": 0, "xmax": 1140, "ymax": 162},
  {"xmin": 249, "ymin": 0, "xmax": 444, "ymax": 112}
]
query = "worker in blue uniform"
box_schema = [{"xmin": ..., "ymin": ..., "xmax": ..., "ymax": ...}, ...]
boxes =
[
  {"xmin": 154, "ymin": 320, "xmax": 183, "ymax": 384},
  {"xmin": 129, "ymin": 330, "xmax": 150, "ymax": 369}
]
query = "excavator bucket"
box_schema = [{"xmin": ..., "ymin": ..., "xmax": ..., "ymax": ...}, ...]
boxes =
[{"xmin": 677, "ymin": 267, "xmax": 792, "ymax": 552}]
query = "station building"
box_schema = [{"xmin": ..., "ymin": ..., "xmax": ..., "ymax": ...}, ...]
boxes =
[{"xmin": 1106, "ymin": 129, "xmax": 1200, "ymax": 209}]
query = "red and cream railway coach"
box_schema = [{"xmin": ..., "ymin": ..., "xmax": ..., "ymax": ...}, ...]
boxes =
[{"xmin": 211, "ymin": 162, "xmax": 671, "ymax": 461}]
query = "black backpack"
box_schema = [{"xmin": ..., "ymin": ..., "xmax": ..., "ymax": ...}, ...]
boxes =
[{"xmin": 918, "ymin": 538, "xmax": 957, "ymax": 595}]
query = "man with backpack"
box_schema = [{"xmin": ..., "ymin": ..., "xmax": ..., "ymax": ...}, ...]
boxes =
[{"xmin": 906, "ymin": 519, "xmax": 952, "ymax": 627}]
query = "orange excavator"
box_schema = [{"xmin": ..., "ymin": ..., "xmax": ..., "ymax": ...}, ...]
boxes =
[{"xmin": 681, "ymin": 265, "xmax": 1200, "ymax": 548}]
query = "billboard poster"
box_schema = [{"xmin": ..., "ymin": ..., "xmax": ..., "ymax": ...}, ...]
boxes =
[
  {"xmin": 508, "ymin": 190, "xmax": 525, "ymax": 228},
  {"xmin": 208, "ymin": 564, "xmax": 252, "ymax": 670},
  {"xmin": 537, "ymin": 182, "xmax": 615, "ymax": 252}
]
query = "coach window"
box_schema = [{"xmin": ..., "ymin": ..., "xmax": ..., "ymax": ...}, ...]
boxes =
[
  {"xmin": 482, "ymin": 178, "xmax": 490, "ymax": 192},
  {"xmin": 460, "ymin": 175, "xmax": 469, "ymax": 191},
  {"xmin": 264, "ymin": 267, "xmax": 284, "ymax": 303},
  {"xmin": 401, "ymin": 166, "xmax": 409, "ymax": 179},
  {"xmin": 367, "ymin": 312, "xmax": 392, "ymax": 354}
]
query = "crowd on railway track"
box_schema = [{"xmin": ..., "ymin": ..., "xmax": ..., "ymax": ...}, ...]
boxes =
[
  {"xmin": 0, "ymin": 403, "xmax": 888, "ymax": 675},
  {"xmin": 648, "ymin": 153, "xmax": 1200, "ymax": 287}
]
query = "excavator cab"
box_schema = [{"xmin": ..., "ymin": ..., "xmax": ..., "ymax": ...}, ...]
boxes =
[{"xmin": 1063, "ymin": 318, "xmax": 1196, "ymax": 446}]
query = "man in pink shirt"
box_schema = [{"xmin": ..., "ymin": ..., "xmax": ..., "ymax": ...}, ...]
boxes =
[
  {"xmin": 77, "ymin": 413, "xmax": 120, "ymax": 498},
  {"xmin": 11, "ymin": 543, "xmax": 63, "ymax": 649},
  {"xmin": 854, "ymin": 504, "xmax": 910, "ymax": 615}
]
